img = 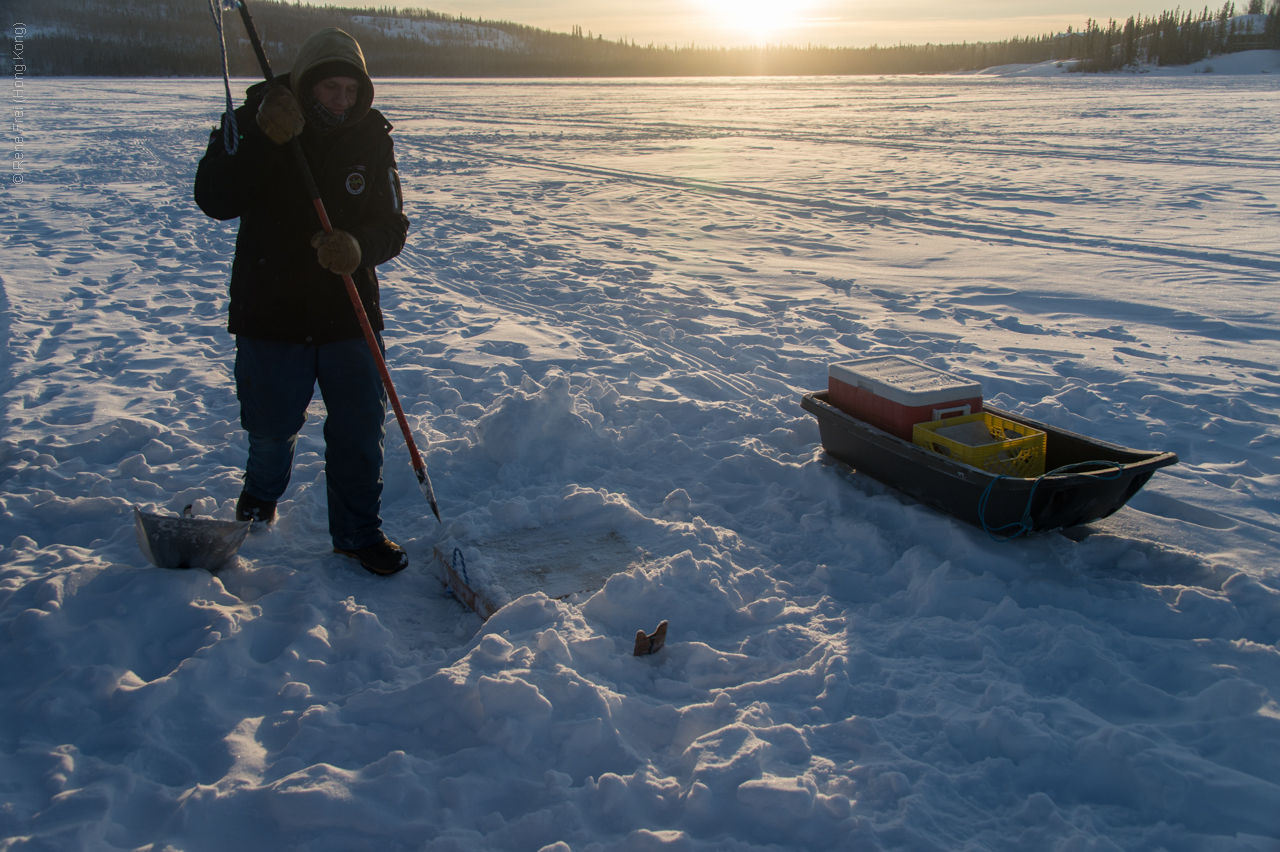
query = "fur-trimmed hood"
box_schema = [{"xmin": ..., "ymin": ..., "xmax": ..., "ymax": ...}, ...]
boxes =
[{"xmin": 291, "ymin": 27, "xmax": 374, "ymax": 128}]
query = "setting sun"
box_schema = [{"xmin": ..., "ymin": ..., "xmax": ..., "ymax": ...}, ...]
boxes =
[{"xmin": 693, "ymin": 0, "xmax": 818, "ymax": 43}]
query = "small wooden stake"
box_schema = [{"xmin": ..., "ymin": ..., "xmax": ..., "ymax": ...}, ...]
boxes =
[{"xmin": 633, "ymin": 620, "xmax": 668, "ymax": 656}]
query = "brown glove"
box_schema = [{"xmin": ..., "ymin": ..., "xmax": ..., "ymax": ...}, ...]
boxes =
[
  {"xmin": 311, "ymin": 230, "xmax": 362, "ymax": 276},
  {"xmin": 256, "ymin": 86, "xmax": 304, "ymax": 145}
]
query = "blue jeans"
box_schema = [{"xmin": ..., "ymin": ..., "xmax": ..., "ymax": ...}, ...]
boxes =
[{"xmin": 235, "ymin": 335, "xmax": 388, "ymax": 550}]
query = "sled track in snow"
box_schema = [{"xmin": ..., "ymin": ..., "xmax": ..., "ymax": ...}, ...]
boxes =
[
  {"xmin": 409, "ymin": 109, "xmax": 1280, "ymax": 173},
  {"xmin": 391, "ymin": 250, "xmax": 772, "ymax": 403},
  {"xmin": 411, "ymin": 142, "xmax": 1280, "ymax": 277}
]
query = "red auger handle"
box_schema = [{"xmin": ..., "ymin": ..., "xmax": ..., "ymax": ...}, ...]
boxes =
[{"xmin": 232, "ymin": 0, "xmax": 441, "ymax": 523}]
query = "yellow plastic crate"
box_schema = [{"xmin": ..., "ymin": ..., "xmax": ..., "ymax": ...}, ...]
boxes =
[{"xmin": 913, "ymin": 412, "xmax": 1046, "ymax": 477}]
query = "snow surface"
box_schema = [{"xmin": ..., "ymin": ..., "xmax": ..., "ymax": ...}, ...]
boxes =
[{"xmin": 2, "ymin": 74, "xmax": 1280, "ymax": 851}]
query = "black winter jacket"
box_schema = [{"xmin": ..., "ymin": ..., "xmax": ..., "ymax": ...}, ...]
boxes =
[{"xmin": 194, "ymin": 75, "xmax": 409, "ymax": 345}]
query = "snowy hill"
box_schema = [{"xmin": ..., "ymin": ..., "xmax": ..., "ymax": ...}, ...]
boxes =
[
  {"xmin": 350, "ymin": 15, "xmax": 524, "ymax": 51},
  {"xmin": 1218, "ymin": 12, "xmax": 1271, "ymax": 36}
]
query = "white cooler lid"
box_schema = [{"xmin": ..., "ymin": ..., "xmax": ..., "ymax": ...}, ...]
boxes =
[{"xmin": 830, "ymin": 356, "xmax": 981, "ymax": 407}]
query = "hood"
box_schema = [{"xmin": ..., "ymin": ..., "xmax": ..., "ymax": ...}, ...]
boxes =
[{"xmin": 291, "ymin": 27, "xmax": 374, "ymax": 127}]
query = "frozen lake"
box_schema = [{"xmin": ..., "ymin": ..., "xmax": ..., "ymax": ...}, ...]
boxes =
[{"xmin": 2, "ymin": 75, "xmax": 1279, "ymax": 850}]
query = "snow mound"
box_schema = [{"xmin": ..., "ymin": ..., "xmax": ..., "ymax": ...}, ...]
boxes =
[{"xmin": 474, "ymin": 373, "xmax": 605, "ymax": 467}]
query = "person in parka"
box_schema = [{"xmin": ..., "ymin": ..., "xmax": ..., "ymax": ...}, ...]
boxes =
[{"xmin": 194, "ymin": 27, "xmax": 411, "ymax": 576}]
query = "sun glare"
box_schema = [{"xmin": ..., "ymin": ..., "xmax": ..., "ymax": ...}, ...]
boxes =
[{"xmin": 694, "ymin": 0, "xmax": 814, "ymax": 44}]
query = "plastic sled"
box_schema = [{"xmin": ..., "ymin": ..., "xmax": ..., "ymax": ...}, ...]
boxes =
[{"xmin": 801, "ymin": 390, "xmax": 1178, "ymax": 535}]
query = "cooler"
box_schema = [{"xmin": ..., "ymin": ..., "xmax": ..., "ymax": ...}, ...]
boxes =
[{"xmin": 828, "ymin": 356, "xmax": 983, "ymax": 441}]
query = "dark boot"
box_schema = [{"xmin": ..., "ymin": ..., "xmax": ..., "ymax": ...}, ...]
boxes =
[
  {"xmin": 334, "ymin": 537, "xmax": 408, "ymax": 576},
  {"xmin": 236, "ymin": 489, "xmax": 277, "ymax": 525}
]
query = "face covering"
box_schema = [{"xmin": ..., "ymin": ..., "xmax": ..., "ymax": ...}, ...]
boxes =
[{"xmin": 301, "ymin": 87, "xmax": 349, "ymax": 132}]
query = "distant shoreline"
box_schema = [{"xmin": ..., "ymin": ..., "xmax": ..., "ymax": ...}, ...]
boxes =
[
  {"xmin": 24, "ymin": 0, "xmax": 1279, "ymax": 78},
  {"xmin": 30, "ymin": 50, "xmax": 1280, "ymax": 82}
]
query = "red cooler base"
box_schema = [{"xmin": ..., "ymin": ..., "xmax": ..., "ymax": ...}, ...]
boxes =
[{"xmin": 829, "ymin": 378, "xmax": 981, "ymax": 442}]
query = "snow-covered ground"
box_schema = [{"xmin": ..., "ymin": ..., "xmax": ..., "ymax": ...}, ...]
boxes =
[{"xmin": 2, "ymin": 74, "xmax": 1280, "ymax": 850}]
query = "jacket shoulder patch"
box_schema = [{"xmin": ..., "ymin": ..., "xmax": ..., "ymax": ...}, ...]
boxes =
[{"xmin": 346, "ymin": 172, "xmax": 366, "ymax": 195}]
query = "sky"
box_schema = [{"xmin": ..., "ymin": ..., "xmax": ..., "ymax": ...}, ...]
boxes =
[{"xmin": 314, "ymin": 0, "xmax": 1227, "ymax": 47}]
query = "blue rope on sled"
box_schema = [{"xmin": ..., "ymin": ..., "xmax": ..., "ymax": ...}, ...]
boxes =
[
  {"xmin": 979, "ymin": 461, "xmax": 1124, "ymax": 543},
  {"xmin": 443, "ymin": 548, "xmax": 474, "ymax": 611},
  {"xmin": 452, "ymin": 548, "xmax": 470, "ymax": 586}
]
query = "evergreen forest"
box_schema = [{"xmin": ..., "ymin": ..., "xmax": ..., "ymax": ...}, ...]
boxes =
[{"xmin": 18, "ymin": 0, "xmax": 1280, "ymax": 77}]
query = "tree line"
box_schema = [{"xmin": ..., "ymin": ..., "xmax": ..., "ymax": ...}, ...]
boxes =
[
  {"xmin": 21, "ymin": 0, "xmax": 1280, "ymax": 77},
  {"xmin": 1071, "ymin": 1, "xmax": 1277, "ymax": 71}
]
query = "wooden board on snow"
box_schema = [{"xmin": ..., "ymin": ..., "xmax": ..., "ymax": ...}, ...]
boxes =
[{"xmin": 435, "ymin": 528, "xmax": 645, "ymax": 621}]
